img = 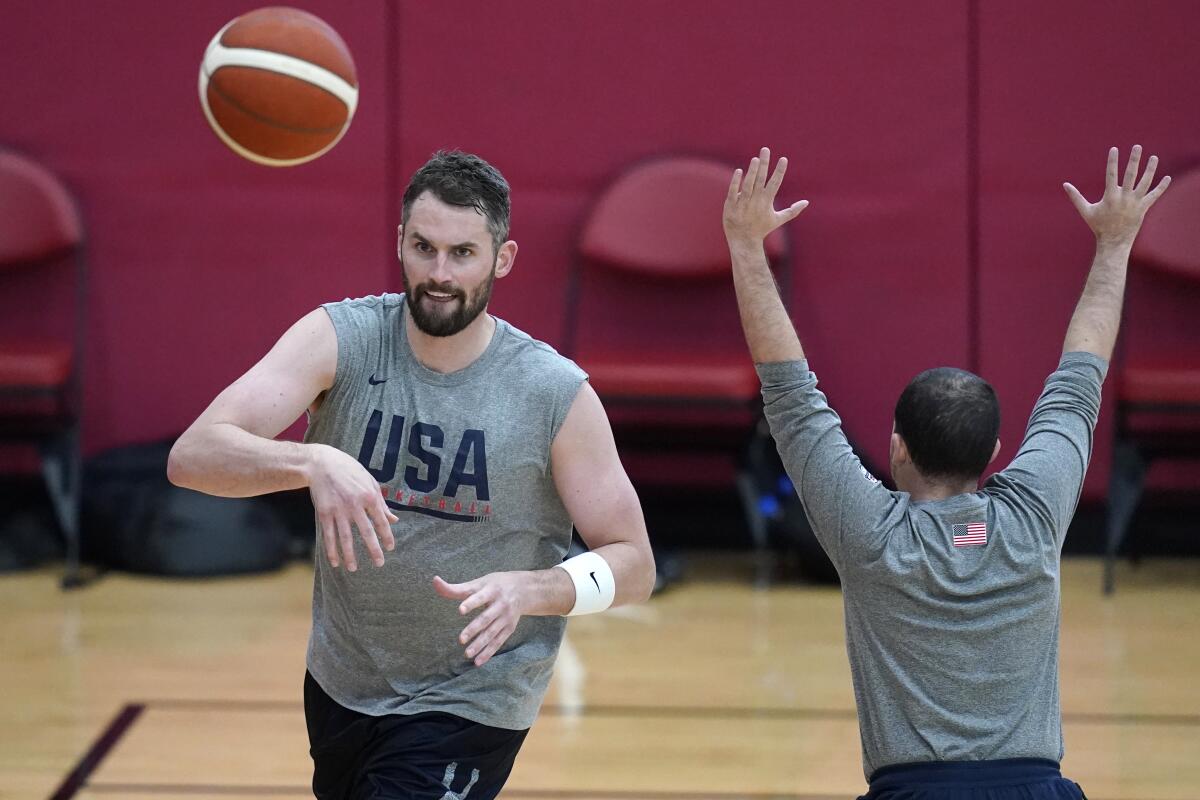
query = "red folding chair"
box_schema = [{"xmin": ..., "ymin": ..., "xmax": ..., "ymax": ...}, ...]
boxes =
[
  {"xmin": 564, "ymin": 156, "xmax": 789, "ymax": 579},
  {"xmin": 0, "ymin": 149, "xmax": 87, "ymax": 588},
  {"xmin": 1104, "ymin": 166, "xmax": 1200, "ymax": 593}
]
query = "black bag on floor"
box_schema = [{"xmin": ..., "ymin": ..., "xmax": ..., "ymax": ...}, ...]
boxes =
[
  {"xmin": 0, "ymin": 478, "xmax": 63, "ymax": 573},
  {"xmin": 82, "ymin": 438, "xmax": 294, "ymax": 576},
  {"xmin": 745, "ymin": 421, "xmax": 841, "ymax": 584}
]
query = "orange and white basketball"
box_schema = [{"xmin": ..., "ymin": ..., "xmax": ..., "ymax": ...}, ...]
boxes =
[{"xmin": 198, "ymin": 7, "xmax": 358, "ymax": 167}]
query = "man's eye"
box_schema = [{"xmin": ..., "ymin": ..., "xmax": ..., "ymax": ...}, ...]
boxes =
[
  {"xmin": 456, "ymin": 248, "xmax": 472, "ymax": 258},
  {"xmin": 414, "ymin": 242, "xmax": 431, "ymax": 253}
]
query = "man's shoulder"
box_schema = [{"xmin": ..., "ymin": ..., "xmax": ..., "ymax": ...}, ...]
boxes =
[
  {"xmin": 321, "ymin": 292, "xmax": 403, "ymax": 315},
  {"xmin": 493, "ymin": 317, "xmax": 588, "ymax": 382},
  {"xmin": 319, "ymin": 293, "xmax": 402, "ymax": 333}
]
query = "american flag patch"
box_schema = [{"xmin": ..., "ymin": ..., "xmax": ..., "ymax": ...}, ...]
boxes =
[{"xmin": 952, "ymin": 522, "xmax": 988, "ymax": 547}]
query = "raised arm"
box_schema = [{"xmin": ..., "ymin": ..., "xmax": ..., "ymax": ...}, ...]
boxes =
[
  {"xmin": 722, "ymin": 150, "xmax": 898, "ymax": 571},
  {"xmin": 168, "ymin": 308, "xmax": 397, "ymax": 571},
  {"xmin": 722, "ymin": 147, "xmax": 809, "ymax": 363},
  {"xmin": 987, "ymin": 147, "xmax": 1171, "ymax": 540},
  {"xmin": 1061, "ymin": 145, "xmax": 1171, "ymax": 360}
]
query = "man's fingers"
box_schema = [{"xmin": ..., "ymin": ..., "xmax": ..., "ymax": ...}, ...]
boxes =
[
  {"xmin": 1105, "ymin": 146, "xmax": 1119, "ymax": 192},
  {"xmin": 765, "ymin": 155, "xmax": 788, "ymax": 195},
  {"xmin": 1062, "ymin": 182, "xmax": 1089, "ymax": 215},
  {"xmin": 458, "ymin": 587, "xmax": 493, "ymax": 616},
  {"xmin": 464, "ymin": 619, "xmax": 499, "ymax": 661},
  {"xmin": 467, "ymin": 618, "xmax": 511, "ymax": 666},
  {"xmin": 368, "ymin": 501, "xmax": 396, "ymax": 552},
  {"xmin": 755, "ymin": 147, "xmax": 771, "ymax": 188},
  {"xmin": 319, "ymin": 513, "xmax": 340, "ymax": 568},
  {"xmin": 459, "ymin": 600, "xmax": 499, "ymax": 644},
  {"xmin": 354, "ymin": 509, "xmax": 385, "ymax": 567},
  {"xmin": 433, "ymin": 575, "xmax": 473, "ymax": 600},
  {"xmin": 779, "ymin": 199, "xmax": 809, "ymax": 223},
  {"xmin": 1123, "ymin": 144, "xmax": 1142, "ymax": 190},
  {"xmin": 1145, "ymin": 174, "xmax": 1172, "ymax": 205},
  {"xmin": 726, "ymin": 168, "xmax": 743, "ymax": 206},
  {"xmin": 744, "ymin": 157, "xmax": 760, "ymax": 197},
  {"xmin": 472, "ymin": 622, "xmax": 514, "ymax": 666},
  {"xmin": 336, "ymin": 516, "xmax": 357, "ymax": 572},
  {"xmin": 1135, "ymin": 155, "xmax": 1159, "ymax": 195}
]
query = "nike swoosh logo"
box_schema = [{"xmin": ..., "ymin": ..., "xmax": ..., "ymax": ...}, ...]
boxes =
[
  {"xmin": 368, "ymin": 374, "xmax": 388, "ymax": 385},
  {"xmin": 589, "ymin": 571, "xmax": 600, "ymax": 592}
]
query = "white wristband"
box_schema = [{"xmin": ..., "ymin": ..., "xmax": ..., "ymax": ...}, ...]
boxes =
[{"xmin": 556, "ymin": 551, "xmax": 616, "ymax": 616}]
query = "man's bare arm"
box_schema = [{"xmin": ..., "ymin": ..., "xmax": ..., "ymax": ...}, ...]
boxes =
[
  {"xmin": 722, "ymin": 147, "xmax": 809, "ymax": 364},
  {"xmin": 1061, "ymin": 145, "xmax": 1171, "ymax": 361},
  {"xmin": 168, "ymin": 308, "xmax": 396, "ymax": 571},
  {"xmin": 167, "ymin": 309, "xmax": 335, "ymax": 496},
  {"xmin": 544, "ymin": 382, "xmax": 656, "ymax": 607}
]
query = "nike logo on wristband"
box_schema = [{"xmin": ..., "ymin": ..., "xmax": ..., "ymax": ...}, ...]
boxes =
[{"xmin": 589, "ymin": 571, "xmax": 600, "ymax": 592}]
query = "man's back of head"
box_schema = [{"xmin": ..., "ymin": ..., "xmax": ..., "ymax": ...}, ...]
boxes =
[{"xmin": 892, "ymin": 368, "xmax": 1001, "ymax": 491}]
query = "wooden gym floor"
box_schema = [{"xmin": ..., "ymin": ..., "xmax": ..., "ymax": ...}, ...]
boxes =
[{"xmin": 2, "ymin": 554, "xmax": 1198, "ymax": 800}]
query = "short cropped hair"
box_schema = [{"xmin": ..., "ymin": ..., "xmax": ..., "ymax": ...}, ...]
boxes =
[
  {"xmin": 401, "ymin": 150, "xmax": 511, "ymax": 252},
  {"xmin": 894, "ymin": 367, "xmax": 1000, "ymax": 481}
]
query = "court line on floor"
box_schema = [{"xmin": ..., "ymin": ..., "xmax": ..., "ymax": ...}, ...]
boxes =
[
  {"xmin": 85, "ymin": 788, "xmax": 306, "ymax": 797},
  {"xmin": 49, "ymin": 704, "xmax": 144, "ymax": 800},
  {"xmin": 83, "ymin": 786, "xmax": 843, "ymax": 799},
  {"xmin": 56, "ymin": 700, "xmax": 1196, "ymax": 800},
  {"xmin": 75, "ymin": 782, "xmax": 1181, "ymax": 800},
  {"xmin": 137, "ymin": 698, "xmax": 1200, "ymax": 726}
]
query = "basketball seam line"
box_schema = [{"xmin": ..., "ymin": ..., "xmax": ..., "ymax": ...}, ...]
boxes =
[
  {"xmin": 204, "ymin": 76, "xmax": 347, "ymax": 135},
  {"xmin": 205, "ymin": 40, "xmax": 358, "ymax": 110},
  {"xmin": 204, "ymin": 46, "xmax": 356, "ymax": 93}
]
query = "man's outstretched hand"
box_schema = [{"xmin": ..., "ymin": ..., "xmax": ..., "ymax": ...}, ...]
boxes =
[
  {"xmin": 1061, "ymin": 145, "xmax": 1172, "ymax": 362},
  {"xmin": 434, "ymin": 572, "xmax": 532, "ymax": 668},
  {"xmin": 1064, "ymin": 145, "xmax": 1171, "ymax": 247},
  {"xmin": 723, "ymin": 147, "xmax": 809, "ymax": 248}
]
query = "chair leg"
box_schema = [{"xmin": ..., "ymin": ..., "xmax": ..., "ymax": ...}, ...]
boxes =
[
  {"xmin": 1104, "ymin": 440, "xmax": 1146, "ymax": 595},
  {"xmin": 734, "ymin": 470, "xmax": 773, "ymax": 587},
  {"xmin": 737, "ymin": 420, "xmax": 778, "ymax": 588},
  {"xmin": 39, "ymin": 424, "xmax": 84, "ymax": 589}
]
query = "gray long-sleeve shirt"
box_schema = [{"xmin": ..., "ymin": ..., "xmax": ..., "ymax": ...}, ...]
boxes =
[{"xmin": 757, "ymin": 352, "xmax": 1107, "ymax": 779}]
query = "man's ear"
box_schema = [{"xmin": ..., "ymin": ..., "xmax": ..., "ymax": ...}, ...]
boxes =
[
  {"xmin": 494, "ymin": 240, "xmax": 518, "ymax": 278},
  {"xmin": 890, "ymin": 432, "xmax": 909, "ymax": 464},
  {"xmin": 988, "ymin": 438, "xmax": 1002, "ymax": 466},
  {"xmin": 396, "ymin": 224, "xmax": 404, "ymax": 262}
]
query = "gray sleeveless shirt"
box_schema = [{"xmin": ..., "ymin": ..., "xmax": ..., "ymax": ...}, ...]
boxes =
[{"xmin": 303, "ymin": 293, "xmax": 587, "ymax": 730}]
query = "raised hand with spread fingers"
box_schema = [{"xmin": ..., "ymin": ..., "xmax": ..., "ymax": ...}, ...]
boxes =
[
  {"xmin": 723, "ymin": 147, "xmax": 809, "ymax": 364},
  {"xmin": 1062, "ymin": 145, "xmax": 1171, "ymax": 360}
]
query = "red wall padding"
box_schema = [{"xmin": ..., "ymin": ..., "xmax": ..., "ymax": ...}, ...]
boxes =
[
  {"xmin": 2, "ymin": 1, "xmax": 1198, "ymax": 502},
  {"xmin": 0, "ymin": 1, "xmax": 391, "ymax": 449},
  {"xmin": 395, "ymin": 0, "xmax": 971, "ymax": 479},
  {"xmin": 977, "ymin": 1, "xmax": 1200, "ymax": 499}
]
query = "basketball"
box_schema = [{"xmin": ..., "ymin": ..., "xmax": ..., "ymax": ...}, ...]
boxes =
[{"xmin": 198, "ymin": 7, "xmax": 358, "ymax": 167}]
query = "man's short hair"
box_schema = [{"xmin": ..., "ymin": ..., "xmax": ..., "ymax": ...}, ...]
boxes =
[
  {"xmin": 401, "ymin": 150, "xmax": 511, "ymax": 253},
  {"xmin": 894, "ymin": 367, "xmax": 1000, "ymax": 481}
]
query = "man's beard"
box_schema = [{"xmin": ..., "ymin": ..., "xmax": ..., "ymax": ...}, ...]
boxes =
[{"xmin": 402, "ymin": 265, "xmax": 496, "ymax": 337}]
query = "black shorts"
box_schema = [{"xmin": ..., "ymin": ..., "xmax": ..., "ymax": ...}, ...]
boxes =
[
  {"xmin": 304, "ymin": 671, "xmax": 530, "ymax": 800},
  {"xmin": 861, "ymin": 759, "xmax": 1086, "ymax": 800}
]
